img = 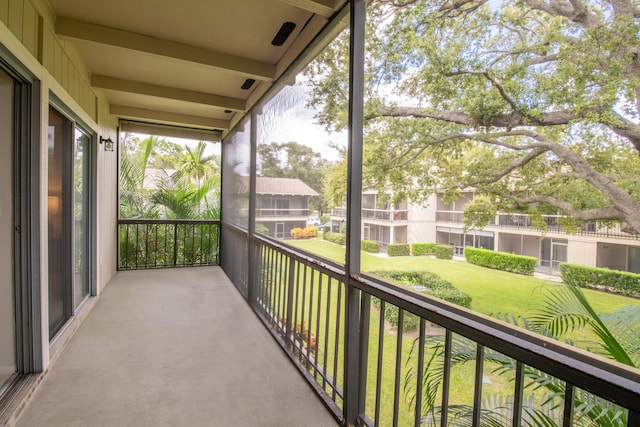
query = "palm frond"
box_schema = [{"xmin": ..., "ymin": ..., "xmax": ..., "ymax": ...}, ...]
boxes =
[{"xmin": 600, "ymin": 305, "xmax": 640, "ymax": 367}]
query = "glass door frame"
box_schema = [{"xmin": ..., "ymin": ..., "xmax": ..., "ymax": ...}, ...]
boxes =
[
  {"xmin": 48, "ymin": 95, "xmax": 97, "ymax": 338},
  {"xmin": 0, "ymin": 45, "xmax": 43, "ymax": 383}
]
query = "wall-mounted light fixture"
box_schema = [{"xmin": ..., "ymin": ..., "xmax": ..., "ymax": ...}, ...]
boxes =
[{"xmin": 100, "ymin": 136, "xmax": 114, "ymax": 152}]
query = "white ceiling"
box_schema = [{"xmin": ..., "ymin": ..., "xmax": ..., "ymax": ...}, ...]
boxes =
[{"xmin": 47, "ymin": 0, "xmax": 345, "ymax": 131}]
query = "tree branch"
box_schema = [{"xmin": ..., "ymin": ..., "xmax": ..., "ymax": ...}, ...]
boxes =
[
  {"xmin": 606, "ymin": 111, "xmax": 640, "ymax": 152},
  {"xmin": 459, "ymin": 146, "xmax": 548, "ymax": 187},
  {"xmin": 366, "ymin": 106, "xmax": 579, "ymax": 128},
  {"xmin": 522, "ymin": 0, "xmax": 601, "ymax": 28},
  {"xmin": 445, "ymin": 69, "xmax": 521, "ymax": 113},
  {"xmin": 515, "ymin": 130, "xmax": 640, "ymax": 232},
  {"xmin": 499, "ymin": 194, "xmax": 625, "ymax": 222}
]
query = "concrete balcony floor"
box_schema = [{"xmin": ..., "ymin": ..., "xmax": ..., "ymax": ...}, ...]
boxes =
[{"xmin": 16, "ymin": 267, "xmax": 337, "ymax": 427}]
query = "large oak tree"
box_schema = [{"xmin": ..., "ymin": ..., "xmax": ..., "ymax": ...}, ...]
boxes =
[{"xmin": 306, "ymin": 0, "xmax": 640, "ymax": 233}]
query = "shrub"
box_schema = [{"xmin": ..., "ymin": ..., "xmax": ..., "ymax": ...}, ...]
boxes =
[
  {"xmin": 290, "ymin": 227, "xmax": 317, "ymax": 239},
  {"xmin": 324, "ymin": 232, "xmax": 345, "ymax": 245},
  {"xmin": 429, "ymin": 287, "xmax": 472, "ymax": 307},
  {"xmin": 301, "ymin": 227, "xmax": 317, "ymax": 239},
  {"xmin": 379, "ymin": 303, "xmax": 420, "ymax": 330},
  {"xmin": 371, "ymin": 270, "xmax": 472, "ymax": 310},
  {"xmin": 411, "ymin": 242, "xmax": 437, "ymax": 256},
  {"xmin": 290, "ymin": 228, "xmax": 304, "ymax": 239},
  {"xmin": 322, "ymin": 225, "xmax": 330, "ymax": 234},
  {"xmin": 560, "ymin": 263, "xmax": 640, "ymax": 297},
  {"xmin": 434, "ymin": 244, "xmax": 454, "ymax": 260},
  {"xmin": 361, "ymin": 240, "xmax": 380, "ymax": 253},
  {"xmin": 464, "ymin": 247, "xmax": 536, "ymax": 275},
  {"xmin": 387, "ymin": 243, "xmax": 410, "ymax": 256}
]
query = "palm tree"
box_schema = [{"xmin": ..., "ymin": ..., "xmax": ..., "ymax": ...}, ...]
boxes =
[
  {"xmin": 119, "ymin": 135, "xmax": 162, "ymax": 218},
  {"xmin": 405, "ymin": 283, "xmax": 640, "ymax": 426},
  {"xmin": 179, "ymin": 141, "xmax": 217, "ymax": 189},
  {"xmin": 151, "ymin": 170, "xmax": 220, "ymax": 219}
]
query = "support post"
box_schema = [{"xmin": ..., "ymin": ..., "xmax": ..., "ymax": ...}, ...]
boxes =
[
  {"xmin": 248, "ymin": 112, "xmax": 258, "ymax": 306},
  {"xmin": 344, "ymin": 0, "xmax": 366, "ymax": 424}
]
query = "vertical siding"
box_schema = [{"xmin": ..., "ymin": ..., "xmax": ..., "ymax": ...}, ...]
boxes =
[
  {"xmin": 21, "ymin": 0, "xmax": 36, "ymax": 56},
  {"xmin": 0, "ymin": 0, "xmax": 8, "ymax": 26},
  {"xmin": 7, "ymin": 0, "xmax": 22, "ymax": 39},
  {"xmin": 42, "ymin": 24, "xmax": 54, "ymax": 70},
  {"xmin": 0, "ymin": 0, "xmax": 94, "ymax": 121}
]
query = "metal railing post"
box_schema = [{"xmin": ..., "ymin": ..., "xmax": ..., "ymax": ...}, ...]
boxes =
[
  {"xmin": 285, "ymin": 257, "xmax": 295, "ymax": 347},
  {"xmin": 173, "ymin": 222, "xmax": 178, "ymax": 266},
  {"xmin": 344, "ymin": 0, "xmax": 366, "ymax": 424}
]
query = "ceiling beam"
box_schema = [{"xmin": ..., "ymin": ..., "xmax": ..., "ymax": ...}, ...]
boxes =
[
  {"xmin": 276, "ymin": 0, "xmax": 337, "ymax": 17},
  {"xmin": 92, "ymin": 75, "xmax": 246, "ymax": 112},
  {"xmin": 56, "ymin": 17, "xmax": 275, "ymax": 81},
  {"xmin": 111, "ymin": 105, "xmax": 231, "ymax": 130}
]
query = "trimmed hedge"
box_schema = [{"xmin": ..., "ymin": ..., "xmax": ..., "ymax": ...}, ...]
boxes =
[
  {"xmin": 434, "ymin": 244, "xmax": 454, "ymax": 260},
  {"xmin": 361, "ymin": 240, "xmax": 380, "ymax": 253},
  {"xmin": 411, "ymin": 242, "xmax": 437, "ymax": 256},
  {"xmin": 323, "ymin": 232, "xmax": 345, "ymax": 245},
  {"xmin": 464, "ymin": 247, "xmax": 536, "ymax": 275},
  {"xmin": 387, "ymin": 243, "xmax": 410, "ymax": 257},
  {"xmin": 372, "ymin": 270, "xmax": 472, "ymax": 309},
  {"xmin": 560, "ymin": 263, "xmax": 640, "ymax": 297},
  {"xmin": 371, "ymin": 270, "xmax": 472, "ymax": 330},
  {"xmin": 409, "ymin": 242, "xmax": 453, "ymax": 259}
]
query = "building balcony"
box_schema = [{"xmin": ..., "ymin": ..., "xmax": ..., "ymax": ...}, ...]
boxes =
[
  {"xmin": 10, "ymin": 228, "xmax": 640, "ymax": 426},
  {"xmin": 436, "ymin": 210, "xmax": 640, "ymax": 240},
  {"xmin": 256, "ymin": 209, "xmax": 311, "ymax": 224},
  {"xmin": 14, "ymin": 267, "xmax": 337, "ymax": 426},
  {"xmin": 331, "ymin": 207, "xmax": 408, "ymax": 224}
]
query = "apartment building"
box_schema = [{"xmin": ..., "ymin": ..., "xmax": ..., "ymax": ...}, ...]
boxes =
[
  {"xmin": 333, "ymin": 191, "xmax": 640, "ymax": 274},
  {"xmin": 330, "ymin": 189, "xmax": 436, "ymax": 250},
  {"xmin": 255, "ymin": 177, "xmax": 318, "ymax": 238}
]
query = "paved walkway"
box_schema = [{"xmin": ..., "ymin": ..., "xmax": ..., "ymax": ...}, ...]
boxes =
[{"xmin": 17, "ymin": 267, "xmax": 337, "ymax": 427}]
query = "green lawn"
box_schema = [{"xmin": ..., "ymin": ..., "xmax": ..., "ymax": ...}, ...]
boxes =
[
  {"xmin": 282, "ymin": 238, "xmax": 640, "ymax": 425},
  {"xmin": 289, "ymin": 238, "xmax": 638, "ymax": 317}
]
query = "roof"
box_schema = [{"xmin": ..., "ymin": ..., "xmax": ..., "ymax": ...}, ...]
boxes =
[{"xmin": 257, "ymin": 177, "xmax": 318, "ymax": 196}]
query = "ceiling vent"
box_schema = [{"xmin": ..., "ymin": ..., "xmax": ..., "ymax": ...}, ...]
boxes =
[
  {"xmin": 271, "ymin": 22, "xmax": 296, "ymax": 46},
  {"xmin": 241, "ymin": 79, "xmax": 255, "ymax": 90}
]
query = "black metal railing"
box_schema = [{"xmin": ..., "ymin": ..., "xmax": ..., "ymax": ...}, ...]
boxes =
[
  {"xmin": 253, "ymin": 237, "xmax": 346, "ymax": 417},
  {"xmin": 353, "ymin": 277, "xmax": 640, "ymax": 426},
  {"xmin": 362, "ymin": 209, "xmax": 408, "ymax": 222},
  {"xmin": 256, "ymin": 208, "xmax": 310, "ymax": 217},
  {"xmin": 118, "ymin": 219, "xmax": 220, "ymax": 270},
  {"xmin": 244, "ymin": 234, "xmax": 640, "ymax": 426}
]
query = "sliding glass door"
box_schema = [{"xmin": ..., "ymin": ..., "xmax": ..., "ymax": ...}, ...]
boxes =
[
  {"xmin": 48, "ymin": 106, "xmax": 92, "ymax": 340},
  {"xmin": 0, "ymin": 68, "xmax": 15, "ymax": 392}
]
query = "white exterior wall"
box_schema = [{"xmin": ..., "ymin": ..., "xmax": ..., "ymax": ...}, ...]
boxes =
[
  {"xmin": 566, "ymin": 239, "xmax": 598, "ymax": 267},
  {"xmin": 407, "ymin": 194, "xmax": 437, "ymax": 243}
]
